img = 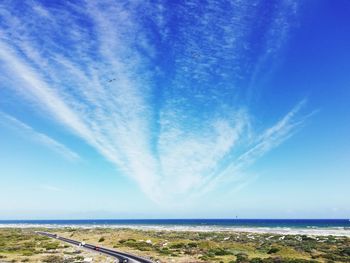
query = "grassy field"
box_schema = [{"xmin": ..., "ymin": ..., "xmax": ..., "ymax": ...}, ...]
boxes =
[
  {"xmin": 0, "ymin": 228, "xmax": 349, "ymax": 262},
  {"xmin": 0, "ymin": 228, "xmax": 109, "ymax": 262}
]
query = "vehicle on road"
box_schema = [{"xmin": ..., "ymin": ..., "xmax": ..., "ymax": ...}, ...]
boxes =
[{"xmin": 37, "ymin": 232, "xmax": 153, "ymax": 263}]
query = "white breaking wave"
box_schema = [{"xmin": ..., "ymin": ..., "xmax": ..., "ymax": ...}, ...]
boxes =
[{"xmin": 0, "ymin": 223, "xmax": 349, "ymax": 237}]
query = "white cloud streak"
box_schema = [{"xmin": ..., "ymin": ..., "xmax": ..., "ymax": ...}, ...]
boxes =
[
  {"xmin": 0, "ymin": 112, "xmax": 80, "ymax": 161},
  {"xmin": 39, "ymin": 184, "xmax": 63, "ymax": 192},
  {"xmin": 0, "ymin": 0, "xmax": 304, "ymax": 203}
]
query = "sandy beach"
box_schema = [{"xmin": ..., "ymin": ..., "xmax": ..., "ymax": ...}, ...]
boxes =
[{"xmin": 1, "ymin": 223, "xmax": 349, "ymax": 237}]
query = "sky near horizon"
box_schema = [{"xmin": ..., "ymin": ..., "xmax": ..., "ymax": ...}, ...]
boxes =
[{"xmin": 0, "ymin": 0, "xmax": 349, "ymax": 219}]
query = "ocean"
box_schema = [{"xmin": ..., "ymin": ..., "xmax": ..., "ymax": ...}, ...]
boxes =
[{"xmin": 0, "ymin": 219, "xmax": 349, "ymax": 236}]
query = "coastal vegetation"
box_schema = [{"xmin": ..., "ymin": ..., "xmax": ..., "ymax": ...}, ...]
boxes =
[
  {"xmin": 0, "ymin": 228, "xmax": 108, "ymax": 262},
  {"xmin": 0, "ymin": 228, "xmax": 349, "ymax": 262},
  {"xmin": 53, "ymin": 227, "xmax": 350, "ymax": 262}
]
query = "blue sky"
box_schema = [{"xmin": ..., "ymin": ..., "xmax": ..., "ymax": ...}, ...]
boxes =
[{"xmin": 0, "ymin": 0, "xmax": 349, "ymax": 219}]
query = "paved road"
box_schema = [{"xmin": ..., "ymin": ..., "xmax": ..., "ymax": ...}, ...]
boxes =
[{"xmin": 37, "ymin": 231, "xmax": 155, "ymax": 263}]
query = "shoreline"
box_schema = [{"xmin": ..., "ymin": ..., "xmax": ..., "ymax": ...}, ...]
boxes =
[{"xmin": 1, "ymin": 224, "xmax": 349, "ymax": 237}]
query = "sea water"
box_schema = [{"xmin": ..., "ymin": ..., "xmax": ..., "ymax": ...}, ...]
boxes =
[{"xmin": 0, "ymin": 219, "xmax": 349, "ymax": 236}]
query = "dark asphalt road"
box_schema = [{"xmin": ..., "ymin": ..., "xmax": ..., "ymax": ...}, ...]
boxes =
[{"xmin": 37, "ymin": 231, "xmax": 155, "ymax": 263}]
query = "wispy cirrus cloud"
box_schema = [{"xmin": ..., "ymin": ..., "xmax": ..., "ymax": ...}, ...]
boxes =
[
  {"xmin": 39, "ymin": 184, "xmax": 63, "ymax": 192},
  {"xmin": 0, "ymin": 112, "xmax": 80, "ymax": 161},
  {"xmin": 0, "ymin": 0, "xmax": 305, "ymax": 202}
]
